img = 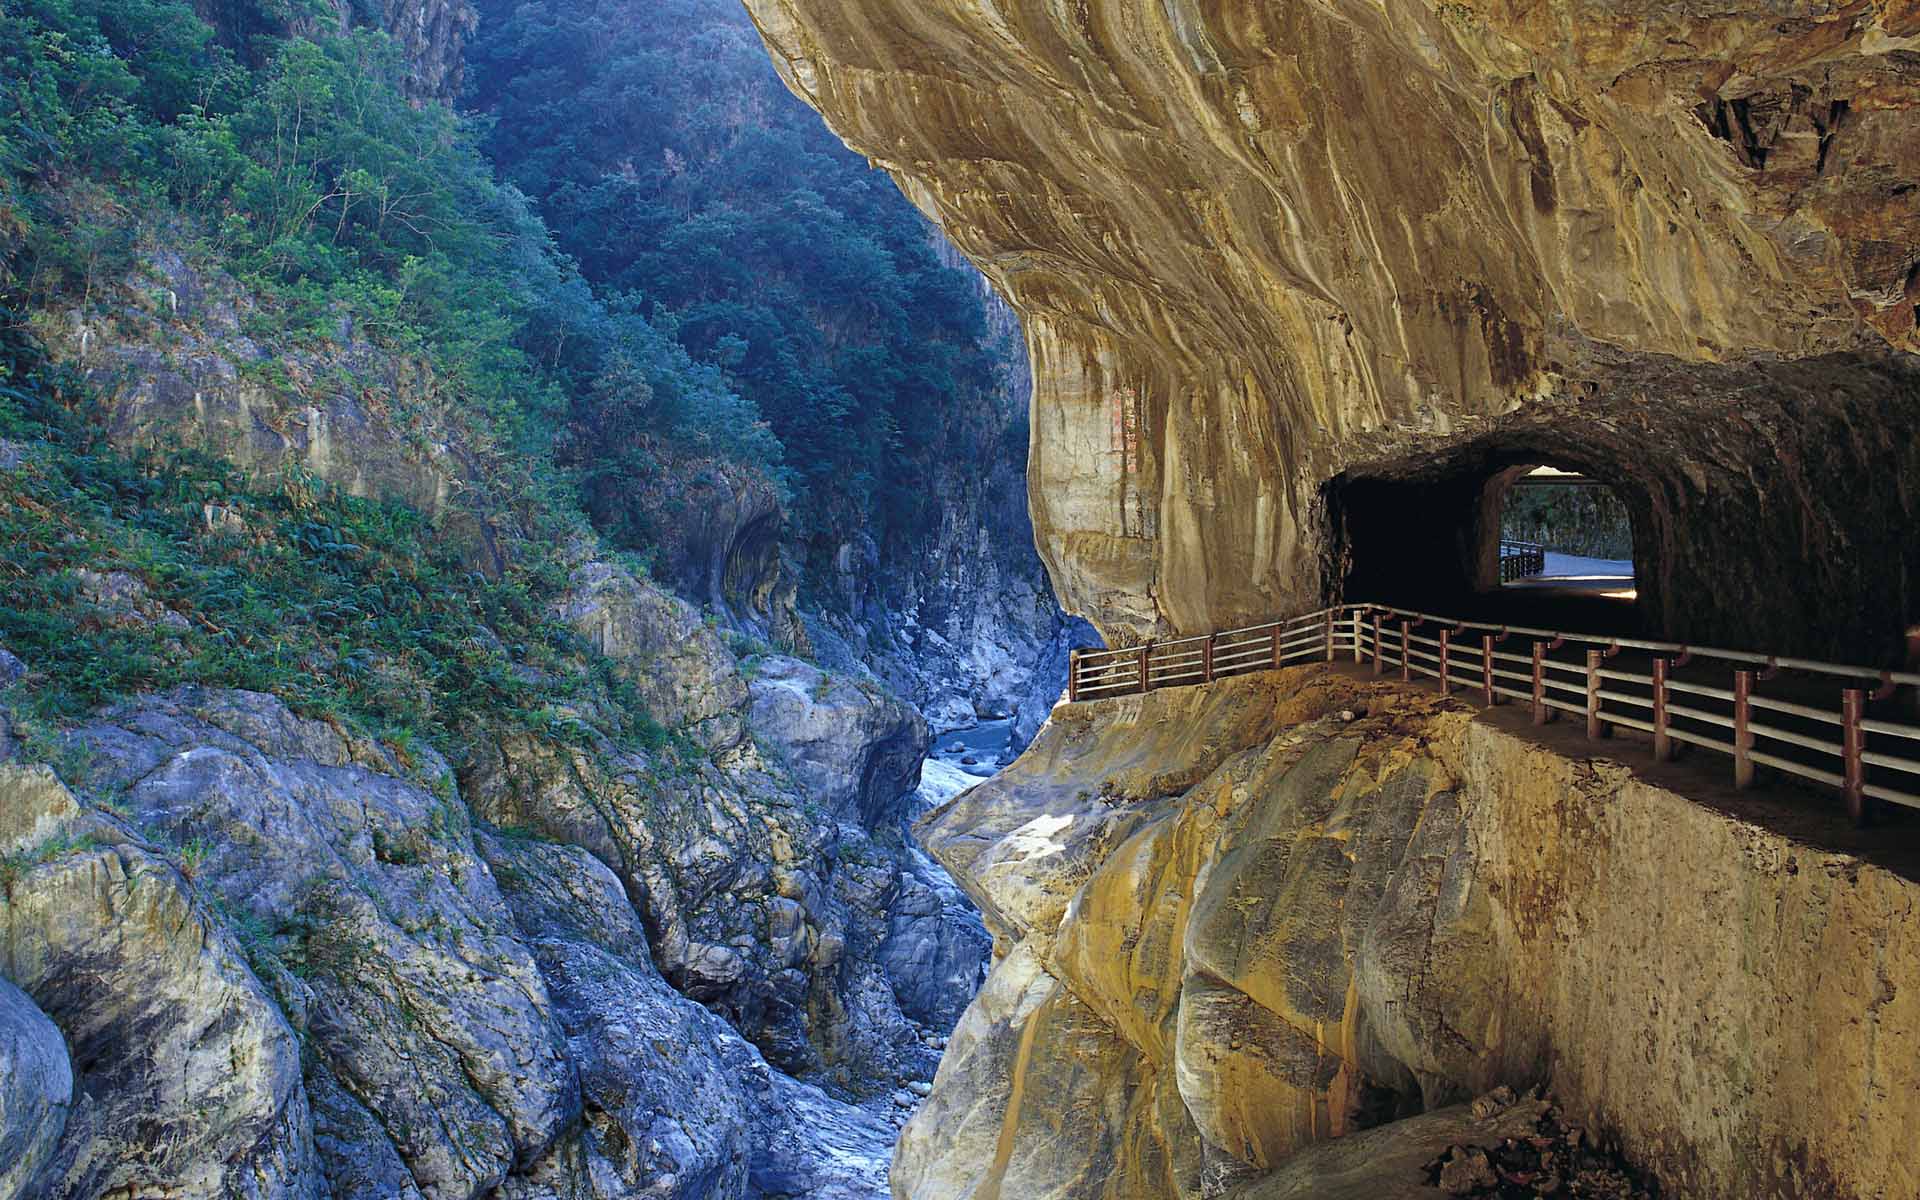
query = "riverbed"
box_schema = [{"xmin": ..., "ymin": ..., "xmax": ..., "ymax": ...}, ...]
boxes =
[{"xmin": 929, "ymin": 716, "xmax": 1018, "ymax": 778}]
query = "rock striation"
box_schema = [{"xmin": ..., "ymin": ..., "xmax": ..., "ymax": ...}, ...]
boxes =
[
  {"xmin": 0, "ymin": 547, "xmax": 992, "ymax": 1199},
  {"xmin": 748, "ymin": 655, "xmax": 930, "ymax": 829},
  {"xmin": 745, "ymin": 0, "xmax": 1920, "ymax": 660},
  {"xmin": 0, "ymin": 764, "xmax": 325, "ymax": 1200},
  {"xmin": 898, "ymin": 670, "xmax": 1920, "ymax": 1200},
  {"xmin": 0, "ymin": 977, "xmax": 72, "ymax": 1200}
]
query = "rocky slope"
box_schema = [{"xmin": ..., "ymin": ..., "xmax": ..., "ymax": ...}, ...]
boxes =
[
  {"xmin": 0, "ymin": 575, "xmax": 988, "ymax": 1198},
  {"xmin": 778, "ymin": 257, "xmax": 1094, "ymax": 743},
  {"xmin": 899, "ymin": 669, "xmax": 1920, "ymax": 1200},
  {"xmin": 744, "ymin": 0, "xmax": 1920, "ymax": 661},
  {"xmin": 0, "ymin": 230, "xmax": 998, "ymax": 1196}
]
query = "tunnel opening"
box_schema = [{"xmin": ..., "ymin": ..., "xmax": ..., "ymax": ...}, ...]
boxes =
[
  {"xmin": 1317, "ymin": 356, "xmax": 1920, "ymax": 666},
  {"xmin": 1329, "ymin": 443, "xmax": 1655, "ymax": 640},
  {"xmin": 1492, "ymin": 466, "xmax": 1636, "ymax": 599}
]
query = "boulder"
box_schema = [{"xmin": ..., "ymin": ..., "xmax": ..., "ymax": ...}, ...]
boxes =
[
  {"xmin": 71, "ymin": 691, "xmax": 578, "ymax": 1200},
  {"xmin": 554, "ymin": 561, "xmax": 749, "ymax": 751},
  {"xmin": 459, "ymin": 682, "xmax": 943, "ymax": 1088},
  {"xmin": 0, "ymin": 763, "xmax": 325, "ymax": 1200},
  {"xmin": 477, "ymin": 832, "xmax": 763, "ymax": 1198},
  {"xmin": 477, "ymin": 829, "xmax": 903, "ymax": 1200},
  {"xmin": 747, "ymin": 654, "xmax": 930, "ymax": 829},
  {"xmin": 877, "ymin": 840, "xmax": 991, "ymax": 1030},
  {"xmin": 0, "ymin": 977, "xmax": 72, "ymax": 1200}
]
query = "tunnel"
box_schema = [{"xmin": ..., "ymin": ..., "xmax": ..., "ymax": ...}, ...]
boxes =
[
  {"xmin": 1493, "ymin": 467, "xmax": 1636, "ymax": 597},
  {"xmin": 1329, "ymin": 444, "xmax": 1653, "ymax": 639},
  {"xmin": 1322, "ymin": 354, "xmax": 1920, "ymax": 666}
]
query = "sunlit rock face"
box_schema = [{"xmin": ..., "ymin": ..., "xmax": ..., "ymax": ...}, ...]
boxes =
[
  {"xmin": 744, "ymin": 0, "xmax": 1920, "ymax": 658},
  {"xmin": 899, "ymin": 672, "xmax": 1920, "ymax": 1200}
]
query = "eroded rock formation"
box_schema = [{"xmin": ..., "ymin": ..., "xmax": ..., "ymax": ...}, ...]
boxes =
[
  {"xmin": 0, "ymin": 977, "xmax": 69, "ymax": 1200},
  {"xmin": 899, "ymin": 671, "xmax": 1920, "ymax": 1200},
  {"xmin": 0, "ymin": 551, "xmax": 991, "ymax": 1198},
  {"xmin": 0, "ymin": 765, "xmax": 323, "ymax": 1200},
  {"xmin": 745, "ymin": 0, "xmax": 1920, "ymax": 659}
]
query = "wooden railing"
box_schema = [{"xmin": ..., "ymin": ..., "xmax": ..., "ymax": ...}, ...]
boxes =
[
  {"xmin": 1498, "ymin": 539, "xmax": 1546, "ymax": 582},
  {"xmin": 1068, "ymin": 609, "xmax": 1353, "ymax": 701},
  {"xmin": 1067, "ymin": 603, "xmax": 1920, "ymax": 826}
]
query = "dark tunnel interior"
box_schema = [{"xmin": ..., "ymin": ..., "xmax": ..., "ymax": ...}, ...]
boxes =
[
  {"xmin": 1321, "ymin": 355, "xmax": 1920, "ymax": 667},
  {"xmin": 1330, "ymin": 447, "xmax": 1652, "ymax": 639}
]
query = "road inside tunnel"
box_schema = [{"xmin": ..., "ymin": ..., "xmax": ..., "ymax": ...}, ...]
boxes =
[
  {"xmin": 1319, "ymin": 357, "xmax": 1920, "ymax": 666},
  {"xmin": 1330, "ymin": 449, "xmax": 1654, "ymax": 639}
]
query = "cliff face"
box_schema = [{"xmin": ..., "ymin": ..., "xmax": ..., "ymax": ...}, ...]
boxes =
[
  {"xmin": 901, "ymin": 671, "xmax": 1920, "ymax": 1200},
  {"xmin": 0, "ymin": 226, "xmax": 991, "ymax": 1198},
  {"xmin": 803, "ymin": 257, "xmax": 1090, "ymax": 739},
  {"xmin": 729, "ymin": 11, "xmax": 1920, "ymax": 1191},
  {"xmin": 744, "ymin": 0, "xmax": 1920, "ymax": 658}
]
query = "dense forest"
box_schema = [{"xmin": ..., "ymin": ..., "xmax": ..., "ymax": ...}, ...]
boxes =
[
  {"xmin": 0, "ymin": 0, "xmax": 1033, "ymax": 752},
  {"xmin": 0, "ymin": 0, "xmax": 1011, "ymax": 592},
  {"xmin": 1502, "ymin": 483, "xmax": 1635, "ymax": 560},
  {"xmin": 466, "ymin": 0, "xmax": 1007, "ymax": 571}
]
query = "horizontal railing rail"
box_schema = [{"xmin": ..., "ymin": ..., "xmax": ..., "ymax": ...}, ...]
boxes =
[
  {"xmin": 1067, "ymin": 602, "xmax": 1920, "ymax": 826},
  {"xmin": 1497, "ymin": 539, "xmax": 1546, "ymax": 582}
]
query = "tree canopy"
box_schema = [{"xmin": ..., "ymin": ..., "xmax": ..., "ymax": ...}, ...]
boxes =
[
  {"xmin": 0, "ymin": 0, "xmax": 1011, "ymax": 606},
  {"xmin": 465, "ymin": 0, "xmax": 1002, "ymax": 577}
]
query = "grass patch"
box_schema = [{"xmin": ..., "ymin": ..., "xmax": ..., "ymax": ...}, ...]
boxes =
[{"xmin": 0, "ymin": 310, "xmax": 672, "ymax": 769}]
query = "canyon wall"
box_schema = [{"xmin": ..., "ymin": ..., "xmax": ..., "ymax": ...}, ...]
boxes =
[
  {"xmin": 801, "ymin": 259, "xmax": 1087, "ymax": 738},
  {"xmin": 744, "ymin": 0, "xmax": 1920, "ymax": 660},
  {"xmin": 900, "ymin": 670, "xmax": 1920, "ymax": 1200},
  {"xmin": 0, "ymin": 586, "xmax": 982, "ymax": 1200},
  {"xmin": 2, "ymin": 217, "xmax": 993, "ymax": 1200}
]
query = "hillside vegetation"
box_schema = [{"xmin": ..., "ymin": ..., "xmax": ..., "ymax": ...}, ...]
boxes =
[
  {"xmin": 468, "ymin": 0, "xmax": 1013, "ymax": 574},
  {"xmin": 0, "ymin": 0, "xmax": 1015, "ymax": 599},
  {"xmin": 0, "ymin": 0, "xmax": 1032, "ymax": 749}
]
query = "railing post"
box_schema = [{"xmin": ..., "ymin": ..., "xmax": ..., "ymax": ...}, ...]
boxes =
[
  {"xmin": 1324, "ymin": 612, "xmax": 1334, "ymax": 663},
  {"xmin": 1651, "ymin": 656, "xmax": 1671, "ymax": 762},
  {"xmin": 1352, "ymin": 609, "xmax": 1364, "ymax": 664},
  {"xmin": 1843, "ymin": 687, "xmax": 1866, "ymax": 827},
  {"xmin": 1585, "ymin": 649, "xmax": 1606, "ymax": 739},
  {"xmin": 1732, "ymin": 670, "xmax": 1754, "ymax": 789},
  {"xmin": 1400, "ymin": 621, "xmax": 1411, "ymax": 683},
  {"xmin": 1068, "ymin": 650, "xmax": 1081, "ymax": 703},
  {"xmin": 1481, "ymin": 634, "xmax": 1496, "ymax": 707},
  {"xmin": 1531, "ymin": 641, "xmax": 1547, "ymax": 725},
  {"xmin": 1138, "ymin": 641, "xmax": 1152, "ymax": 695},
  {"xmin": 1438, "ymin": 627, "xmax": 1452, "ymax": 696},
  {"xmin": 1201, "ymin": 634, "xmax": 1215, "ymax": 683},
  {"xmin": 1372, "ymin": 612, "xmax": 1383, "ymax": 676},
  {"xmin": 1271, "ymin": 622, "xmax": 1283, "ymax": 670}
]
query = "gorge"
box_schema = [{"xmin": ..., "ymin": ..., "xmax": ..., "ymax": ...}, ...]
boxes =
[
  {"xmin": 736, "ymin": 0, "xmax": 1920, "ymax": 1196},
  {"xmin": 2, "ymin": 0, "xmax": 1919, "ymax": 1197}
]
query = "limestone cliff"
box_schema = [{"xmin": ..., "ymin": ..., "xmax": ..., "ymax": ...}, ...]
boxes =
[
  {"xmin": 802, "ymin": 253, "xmax": 1089, "ymax": 740},
  {"xmin": 744, "ymin": 0, "xmax": 1920, "ymax": 660},
  {"xmin": 0, "ymin": 241, "xmax": 994, "ymax": 1194},
  {"xmin": 900, "ymin": 670, "xmax": 1920, "ymax": 1200}
]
